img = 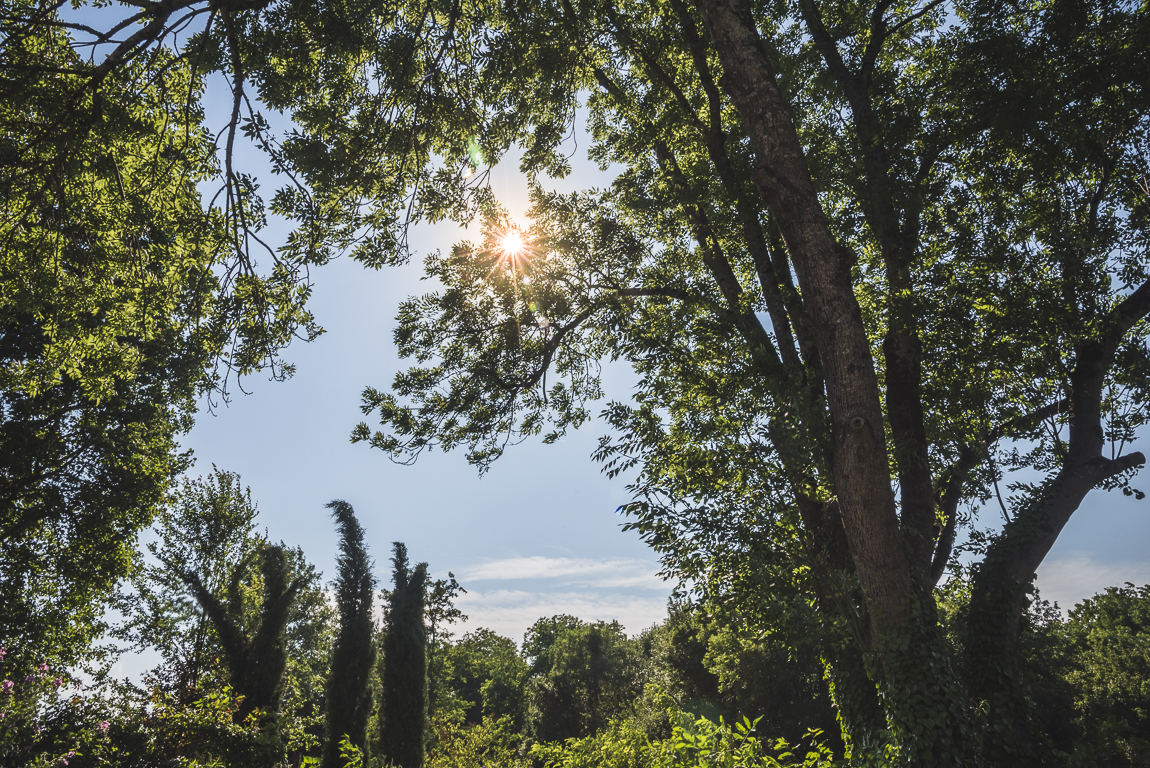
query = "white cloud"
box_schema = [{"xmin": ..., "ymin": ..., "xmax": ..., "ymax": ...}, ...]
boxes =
[
  {"xmin": 462, "ymin": 556, "xmax": 668, "ymax": 590},
  {"xmin": 455, "ymin": 589, "xmax": 670, "ymax": 642},
  {"xmin": 1035, "ymin": 554, "xmax": 1150, "ymax": 611}
]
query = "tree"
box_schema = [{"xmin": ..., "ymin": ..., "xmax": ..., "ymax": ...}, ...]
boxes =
[
  {"xmin": 0, "ymin": 16, "xmax": 217, "ymax": 665},
  {"xmin": 1047, "ymin": 584, "xmax": 1150, "ymax": 766},
  {"xmin": 377, "ymin": 542, "xmax": 429, "ymax": 768},
  {"xmin": 118, "ymin": 469, "xmax": 263, "ymax": 700},
  {"xmin": 0, "ymin": 0, "xmax": 324, "ymax": 663},
  {"xmin": 638, "ymin": 600, "xmax": 839, "ymax": 748},
  {"xmin": 330, "ymin": 0, "xmax": 1150, "ymax": 761},
  {"xmin": 322, "ymin": 500, "xmax": 376, "ymax": 768},
  {"xmin": 10, "ymin": 0, "xmax": 1149, "ymax": 760},
  {"xmin": 181, "ymin": 543, "xmax": 306, "ymax": 722},
  {"xmin": 120, "ymin": 470, "xmax": 332, "ymax": 759},
  {"xmin": 524, "ymin": 616, "xmax": 643, "ymax": 742},
  {"xmin": 434, "ymin": 629, "xmax": 528, "ymax": 729},
  {"xmin": 424, "ymin": 571, "xmax": 468, "ymax": 722}
]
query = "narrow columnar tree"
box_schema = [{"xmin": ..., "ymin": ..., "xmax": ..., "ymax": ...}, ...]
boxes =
[
  {"xmin": 321, "ymin": 500, "xmax": 376, "ymax": 768},
  {"xmin": 378, "ymin": 542, "xmax": 428, "ymax": 768}
]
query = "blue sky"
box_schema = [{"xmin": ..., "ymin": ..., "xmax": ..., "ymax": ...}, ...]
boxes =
[
  {"xmin": 173, "ymin": 88, "xmax": 1150, "ymax": 650},
  {"xmin": 180, "ymin": 137, "xmax": 677, "ymax": 644}
]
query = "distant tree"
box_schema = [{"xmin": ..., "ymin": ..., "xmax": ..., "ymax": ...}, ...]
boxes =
[
  {"xmin": 424, "ymin": 571, "xmax": 467, "ymax": 721},
  {"xmin": 522, "ymin": 615, "xmax": 585, "ymax": 677},
  {"xmin": 321, "ymin": 500, "xmax": 376, "ymax": 768},
  {"xmin": 525, "ymin": 617, "xmax": 642, "ymax": 742},
  {"xmin": 377, "ymin": 542, "xmax": 429, "ymax": 768},
  {"xmin": 436, "ymin": 629, "xmax": 528, "ymax": 730},
  {"xmin": 1045, "ymin": 584, "xmax": 1150, "ymax": 767}
]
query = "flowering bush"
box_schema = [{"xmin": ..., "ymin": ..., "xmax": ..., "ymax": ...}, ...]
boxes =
[{"xmin": 0, "ymin": 646, "xmax": 316, "ymax": 767}]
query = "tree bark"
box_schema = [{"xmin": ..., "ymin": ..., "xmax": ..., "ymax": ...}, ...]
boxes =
[
  {"xmin": 696, "ymin": 0, "xmax": 908, "ymax": 633},
  {"xmin": 696, "ymin": 3, "xmax": 978, "ymax": 762}
]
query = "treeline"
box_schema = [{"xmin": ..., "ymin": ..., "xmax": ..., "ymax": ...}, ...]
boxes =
[{"xmin": 1, "ymin": 470, "xmax": 1148, "ymax": 768}]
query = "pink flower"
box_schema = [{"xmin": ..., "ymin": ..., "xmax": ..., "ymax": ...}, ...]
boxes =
[
  {"xmin": 52, "ymin": 678, "xmax": 62, "ymax": 687},
  {"xmin": 97, "ymin": 721, "xmax": 109, "ymax": 733},
  {"xmin": 1, "ymin": 680, "xmax": 13, "ymax": 693},
  {"xmin": 0, "ymin": 646, "xmax": 7, "ymax": 660}
]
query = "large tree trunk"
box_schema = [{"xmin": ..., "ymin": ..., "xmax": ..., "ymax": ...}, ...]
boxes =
[{"xmin": 695, "ymin": 0, "xmax": 973, "ymax": 762}]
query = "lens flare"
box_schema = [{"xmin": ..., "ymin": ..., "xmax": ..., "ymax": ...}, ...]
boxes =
[{"xmin": 499, "ymin": 231, "xmax": 526, "ymax": 257}]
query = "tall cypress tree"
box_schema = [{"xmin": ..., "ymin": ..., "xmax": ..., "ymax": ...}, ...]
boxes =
[
  {"xmin": 378, "ymin": 542, "xmax": 428, "ymax": 768},
  {"xmin": 321, "ymin": 500, "xmax": 376, "ymax": 768}
]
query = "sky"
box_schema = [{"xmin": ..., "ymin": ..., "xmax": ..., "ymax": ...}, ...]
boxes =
[{"xmin": 168, "ymin": 83, "xmax": 1150, "ymax": 656}]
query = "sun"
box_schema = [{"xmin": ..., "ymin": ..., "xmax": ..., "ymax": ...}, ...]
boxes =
[{"xmin": 498, "ymin": 230, "xmax": 526, "ymax": 258}]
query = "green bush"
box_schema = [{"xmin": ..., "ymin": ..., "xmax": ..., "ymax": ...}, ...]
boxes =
[{"xmin": 531, "ymin": 711, "xmax": 836, "ymax": 768}]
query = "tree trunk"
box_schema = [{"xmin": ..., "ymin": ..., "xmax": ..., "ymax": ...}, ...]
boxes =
[{"xmin": 695, "ymin": 1, "xmax": 974, "ymax": 762}]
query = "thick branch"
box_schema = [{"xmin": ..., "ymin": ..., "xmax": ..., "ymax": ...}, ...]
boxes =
[{"xmin": 668, "ymin": 0, "xmax": 808, "ymax": 379}]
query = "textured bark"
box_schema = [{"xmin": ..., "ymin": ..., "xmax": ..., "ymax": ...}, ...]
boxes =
[
  {"xmin": 798, "ymin": 0, "xmax": 937, "ymax": 578},
  {"xmin": 697, "ymin": 0, "xmax": 909, "ymax": 629}
]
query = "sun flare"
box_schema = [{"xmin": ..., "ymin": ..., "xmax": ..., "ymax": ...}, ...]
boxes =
[{"xmin": 499, "ymin": 230, "xmax": 526, "ymax": 257}]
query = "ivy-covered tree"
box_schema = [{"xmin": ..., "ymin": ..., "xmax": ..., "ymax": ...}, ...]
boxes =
[
  {"xmin": 117, "ymin": 470, "xmax": 262, "ymax": 700},
  {"xmin": 318, "ymin": 0, "xmax": 1150, "ymax": 761},
  {"xmin": 321, "ymin": 500, "xmax": 376, "ymax": 768},
  {"xmin": 376, "ymin": 542, "xmax": 429, "ymax": 768},
  {"xmin": 121, "ymin": 470, "xmax": 333, "ymax": 759},
  {"xmin": 181, "ymin": 543, "xmax": 305, "ymax": 722},
  {"xmin": 9, "ymin": 0, "xmax": 1150, "ymax": 761}
]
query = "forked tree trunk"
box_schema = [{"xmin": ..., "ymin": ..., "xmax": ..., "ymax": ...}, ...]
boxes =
[{"xmin": 695, "ymin": 0, "xmax": 973, "ymax": 762}]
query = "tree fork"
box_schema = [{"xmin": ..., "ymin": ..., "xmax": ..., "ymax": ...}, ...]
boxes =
[{"xmin": 696, "ymin": 0, "xmax": 908, "ymax": 630}]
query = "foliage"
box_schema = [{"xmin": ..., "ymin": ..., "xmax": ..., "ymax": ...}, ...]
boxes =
[
  {"xmin": 425, "ymin": 712, "xmax": 531, "ymax": 768},
  {"xmin": 432, "ymin": 629, "xmax": 528, "ymax": 731},
  {"xmin": 701, "ymin": 617, "xmax": 840, "ymax": 752},
  {"xmin": 181, "ymin": 543, "xmax": 306, "ymax": 721},
  {"xmin": 0, "ymin": 656, "xmax": 308, "ymax": 768},
  {"xmin": 324, "ymin": 0, "xmax": 1150, "ymax": 759},
  {"xmin": 7, "ymin": 0, "xmax": 1150, "ymax": 759},
  {"xmin": 116, "ymin": 470, "xmax": 262, "ymax": 699},
  {"xmin": 322, "ymin": 500, "xmax": 377, "ymax": 768},
  {"xmin": 1052, "ymin": 584, "xmax": 1150, "ymax": 767},
  {"xmin": 532, "ymin": 713, "xmax": 836, "ymax": 768},
  {"xmin": 424, "ymin": 572, "xmax": 468, "ymax": 724},
  {"xmin": 0, "ymin": 14, "xmax": 217, "ymax": 666},
  {"xmin": 524, "ymin": 616, "xmax": 644, "ymax": 742},
  {"xmin": 117, "ymin": 469, "xmax": 333, "ymax": 761},
  {"xmin": 376, "ymin": 543, "xmax": 429, "ymax": 768},
  {"xmin": 531, "ymin": 718, "xmax": 653, "ymax": 768}
]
